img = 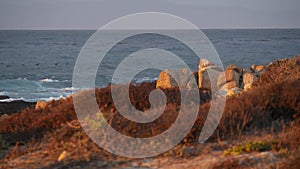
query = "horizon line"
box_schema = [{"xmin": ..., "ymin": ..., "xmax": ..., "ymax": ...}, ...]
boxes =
[{"xmin": 0, "ymin": 27, "xmax": 300, "ymax": 31}]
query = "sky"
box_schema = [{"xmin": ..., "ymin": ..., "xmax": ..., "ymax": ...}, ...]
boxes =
[{"xmin": 0, "ymin": 0, "xmax": 299, "ymax": 29}]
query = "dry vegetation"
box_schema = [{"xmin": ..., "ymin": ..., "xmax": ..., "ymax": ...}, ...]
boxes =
[{"xmin": 0, "ymin": 56, "xmax": 299, "ymax": 168}]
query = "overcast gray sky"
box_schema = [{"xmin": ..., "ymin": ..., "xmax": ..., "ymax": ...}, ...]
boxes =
[{"xmin": 0, "ymin": 0, "xmax": 299, "ymax": 29}]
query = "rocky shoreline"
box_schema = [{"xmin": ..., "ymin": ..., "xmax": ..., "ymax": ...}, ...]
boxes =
[
  {"xmin": 0, "ymin": 96, "xmax": 36, "ymax": 115},
  {"xmin": 0, "ymin": 56, "xmax": 299, "ymax": 169},
  {"xmin": 156, "ymin": 58, "xmax": 266, "ymax": 97},
  {"xmin": 0, "ymin": 59, "xmax": 271, "ymax": 118},
  {"xmin": 0, "ymin": 56, "xmax": 296, "ymax": 117}
]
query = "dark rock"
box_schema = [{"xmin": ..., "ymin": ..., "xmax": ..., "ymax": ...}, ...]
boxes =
[
  {"xmin": 0, "ymin": 95, "xmax": 10, "ymax": 100},
  {"xmin": 0, "ymin": 97, "xmax": 36, "ymax": 115}
]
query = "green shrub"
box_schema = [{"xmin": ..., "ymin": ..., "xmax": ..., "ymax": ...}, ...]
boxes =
[
  {"xmin": 224, "ymin": 140, "xmax": 276, "ymax": 156},
  {"xmin": 84, "ymin": 112, "xmax": 107, "ymax": 131}
]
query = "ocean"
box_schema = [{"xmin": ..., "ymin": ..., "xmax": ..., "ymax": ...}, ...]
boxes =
[{"xmin": 0, "ymin": 29, "xmax": 300, "ymax": 102}]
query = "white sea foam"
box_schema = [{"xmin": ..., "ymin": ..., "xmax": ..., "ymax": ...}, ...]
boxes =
[
  {"xmin": 60, "ymin": 87, "xmax": 79, "ymax": 92},
  {"xmin": 134, "ymin": 77, "xmax": 157, "ymax": 84},
  {"xmin": 40, "ymin": 95, "xmax": 65, "ymax": 101},
  {"xmin": 17, "ymin": 77, "xmax": 28, "ymax": 80},
  {"xmin": 0, "ymin": 97, "xmax": 25, "ymax": 102},
  {"xmin": 40, "ymin": 78, "xmax": 59, "ymax": 82}
]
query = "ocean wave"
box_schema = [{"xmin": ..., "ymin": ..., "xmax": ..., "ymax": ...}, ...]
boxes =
[
  {"xmin": 0, "ymin": 97, "xmax": 25, "ymax": 102},
  {"xmin": 1, "ymin": 77, "xmax": 157, "ymax": 102},
  {"xmin": 0, "ymin": 78, "xmax": 41, "ymax": 89},
  {"xmin": 134, "ymin": 77, "xmax": 157, "ymax": 84},
  {"xmin": 40, "ymin": 78, "xmax": 59, "ymax": 82},
  {"xmin": 39, "ymin": 95, "xmax": 65, "ymax": 101},
  {"xmin": 17, "ymin": 77, "xmax": 28, "ymax": 80},
  {"xmin": 60, "ymin": 87, "xmax": 79, "ymax": 92},
  {"xmin": 0, "ymin": 91, "xmax": 8, "ymax": 96}
]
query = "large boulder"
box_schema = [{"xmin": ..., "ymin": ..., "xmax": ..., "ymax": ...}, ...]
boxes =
[
  {"xmin": 156, "ymin": 69, "xmax": 177, "ymax": 89},
  {"xmin": 156, "ymin": 68, "xmax": 196, "ymax": 89},
  {"xmin": 219, "ymin": 81, "xmax": 239, "ymax": 91},
  {"xmin": 199, "ymin": 59, "xmax": 222, "ymax": 72},
  {"xmin": 243, "ymin": 72, "xmax": 258, "ymax": 90},
  {"xmin": 198, "ymin": 70, "xmax": 211, "ymax": 89},
  {"xmin": 217, "ymin": 69, "xmax": 240, "ymax": 88},
  {"xmin": 198, "ymin": 59, "xmax": 222, "ymax": 90},
  {"xmin": 217, "ymin": 69, "xmax": 243, "ymax": 96}
]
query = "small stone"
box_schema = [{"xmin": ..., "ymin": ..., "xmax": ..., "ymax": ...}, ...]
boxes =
[
  {"xmin": 35, "ymin": 101, "xmax": 47, "ymax": 110},
  {"xmin": 58, "ymin": 151, "xmax": 67, "ymax": 162},
  {"xmin": 250, "ymin": 64, "xmax": 265, "ymax": 73},
  {"xmin": 226, "ymin": 87, "xmax": 243, "ymax": 96},
  {"xmin": 255, "ymin": 65, "xmax": 265, "ymax": 72}
]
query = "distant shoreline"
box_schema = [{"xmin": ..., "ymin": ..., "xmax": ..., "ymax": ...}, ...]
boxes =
[
  {"xmin": 1, "ymin": 55, "xmax": 299, "ymax": 115},
  {"xmin": 0, "ymin": 95, "xmax": 36, "ymax": 115}
]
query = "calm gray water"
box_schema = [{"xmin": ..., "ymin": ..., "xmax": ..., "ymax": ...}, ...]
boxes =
[{"xmin": 0, "ymin": 29, "xmax": 300, "ymax": 102}]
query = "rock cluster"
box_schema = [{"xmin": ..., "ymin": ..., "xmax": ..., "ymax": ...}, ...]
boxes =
[
  {"xmin": 156, "ymin": 59, "xmax": 265, "ymax": 97},
  {"xmin": 156, "ymin": 68, "xmax": 198, "ymax": 89}
]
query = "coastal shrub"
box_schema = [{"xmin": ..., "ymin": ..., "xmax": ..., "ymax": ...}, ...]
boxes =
[
  {"xmin": 216, "ymin": 78, "xmax": 300, "ymax": 140},
  {"xmin": 224, "ymin": 140, "xmax": 276, "ymax": 156},
  {"xmin": 1, "ymin": 63, "xmax": 300, "ymax": 144},
  {"xmin": 0, "ymin": 97, "xmax": 77, "ymax": 144},
  {"xmin": 0, "ymin": 56, "xmax": 299, "ymax": 164},
  {"xmin": 254, "ymin": 56, "xmax": 300, "ymax": 86}
]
